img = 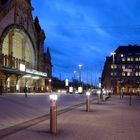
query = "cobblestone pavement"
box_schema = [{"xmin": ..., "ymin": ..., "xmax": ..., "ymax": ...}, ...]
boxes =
[
  {"xmin": 0, "ymin": 93, "xmax": 89, "ymax": 130},
  {"xmin": 0, "ymin": 95, "xmax": 140, "ymax": 140}
]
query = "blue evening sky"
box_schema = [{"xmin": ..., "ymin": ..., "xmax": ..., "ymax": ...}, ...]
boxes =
[{"xmin": 32, "ymin": 0, "xmax": 140, "ymax": 85}]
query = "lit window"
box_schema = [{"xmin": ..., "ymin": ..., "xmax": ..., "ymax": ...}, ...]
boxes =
[
  {"xmin": 131, "ymin": 58, "xmax": 133, "ymax": 61},
  {"xmin": 111, "ymin": 64, "xmax": 117, "ymax": 69},
  {"xmin": 122, "ymin": 65, "xmax": 125, "ymax": 69},
  {"xmin": 135, "ymin": 58, "xmax": 138, "ymax": 61},
  {"xmin": 139, "ymin": 72, "xmax": 140, "ymax": 76},
  {"xmin": 127, "ymin": 72, "xmax": 131, "ymax": 76},
  {"xmin": 122, "ymin": 72, "xmax": 125, "ymax": 76},
  {"xmin": 127, "ymin": 58, "xmax": 130, "ymax": 61},
  {"xmin": 136, "ymin": 72, "xmax": 138, "ymax": 76},
  {"xmin": 121, "ymin": 54, "xmax": 124, "ymax": 57},
  {"xmin": 122, "ymin": 58, "xmax": 125, "ymax": 61},
  {"xmin": 111, "ymin": 72, "xmax": 113, "ymax": 76}
]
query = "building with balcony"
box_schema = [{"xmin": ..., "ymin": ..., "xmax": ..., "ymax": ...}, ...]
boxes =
[
  {"xmin": 101, "ymin": 45, "xmax": 140, "ymax": 95},
  {"xmin": 0, "ymin": 0, "xmax": 52, "ymax": 93}
]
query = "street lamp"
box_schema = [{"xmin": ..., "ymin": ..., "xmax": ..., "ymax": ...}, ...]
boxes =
[
  {"xmin": 97, "ymin": 90, "xmax": 101, "ymax": 104},
  {"xmin": 111, "ymin": 52, "xmax": 116, "ymax": 69},
  {"xmin": 73, "ymin": 71, "xmax": 77, "ymax": 80},
  {"xmin": 111, "ymin": 52, "xmax": 116, "ymax": 94},
  {"xmin": 65, "ymin": 79, "xmax": 69, "ymax": 94},
  {"xmin": 78, "ymin": 64, "xmax": 83, "ymax": 84},
  {"xmin": 49, "ymin": 94, "xmax": 58, "ymax": 134},
  {"xmin": 49, "ymin": 79, "xmax": 52, "ymax": 92}
]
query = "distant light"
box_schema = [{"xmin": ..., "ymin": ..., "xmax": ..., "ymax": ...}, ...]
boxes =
[
  {"xmin": 32, "ymin": 76, "xmax": 40, "ymax": 79},
  {"xmin": 78, "ymin": 64, "xmax": 83, "ymax": 69},
  {"xmin": 69, "ymin": 86, "xmax": 73, "ymax": 92},
  {"xmin": 65, "ymin": 79, "xmax": 69, "ymax": 86},
  {"xmin": 111, "ymin": 52, "xmax": 116, "ymax": 56},
  {"xmin": 16, "ymin": 84, "xmax": 19, "ymax": 90},
  {"xmin": 121, "ymin": 54, "xmax": 124, "ymax": 57},
  {"xmin": 97, "ymin": 90, "xmax": 101, "ymax": 95},
  {"xmin": 50, "ymin": 94, "xmax": 58, "ymax": 101},
  {"xmin": 23, "ymin": 75, "xmax": 31, "ymax": 78},
  {"xmin": 73, "ymin": 71, "xmax": 77, "ymax": 73},
  {"xmin": 78, "ymin": 86, "xmax": 83, "ymax": 93},
  {"xmin": 86, "ymin": 91, "xmax": 90, "ymax": 96}
]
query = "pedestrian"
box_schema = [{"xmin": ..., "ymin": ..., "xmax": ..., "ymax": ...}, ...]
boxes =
[
  {"xmin": 24, "ymin": 86, "xmax": 28, "ymax": 98},
  {"xmin": 33, "ymin": 86, "xmax": 36, "ymax": 95},
  {"xmin": 0, "ymin": 85, "xmax": 3, "ymax": 95}
]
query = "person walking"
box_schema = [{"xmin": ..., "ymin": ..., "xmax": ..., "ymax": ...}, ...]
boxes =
[{"xmin": 24, "ymin": 86, "xmax": 28, "ymax": 98}]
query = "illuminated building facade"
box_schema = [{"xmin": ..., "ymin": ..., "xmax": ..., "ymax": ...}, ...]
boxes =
[
  {"xmin": 0, "ymin": 0, "xmax": 52, "ymax": 93},
  {"xmin": 101, "ymin": 45, "xmax": 140, "ymax": 95}
]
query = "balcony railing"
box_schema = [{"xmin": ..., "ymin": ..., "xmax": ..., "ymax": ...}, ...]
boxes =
[{"xmin": 1, "ymin": 53, "xmax": 32, "ymax": 70}]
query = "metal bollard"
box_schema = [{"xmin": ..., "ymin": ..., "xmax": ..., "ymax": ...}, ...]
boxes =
[
  {"xmin": 86, "ymin": 92, "xmax": 90, "ymax": 112},
  {"xmin": 50, "ymin": 94, "xmax": 58, "ymax": 134},
  {"xmin": 97, "ymin": 90, "xmax": 101, "ymax": 104}
]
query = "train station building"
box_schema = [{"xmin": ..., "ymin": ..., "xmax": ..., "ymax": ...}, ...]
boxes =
[{"xmin": 0, "ymin": 0, "xmax": 52, "ymax": 93}]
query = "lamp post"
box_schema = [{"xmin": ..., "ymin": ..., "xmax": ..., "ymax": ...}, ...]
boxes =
[
  {"xmin": 49, "ymin": 94, "xmax": 58, "ymax": 134},
  {"xmin": 49, "ymin": 79, "xmax": 52, "ymax": 92},
  {"xmin": 73, "ymin": 71, "xmax": 77, "ymax": 80},
  {"xmin": 111, "ymin": 52, "xmax": 116, "ymax": 68},
  {"xmin": 78, "ymin": 64, "xmax": 83, "ymax": 85},
  {"xmin": 65, "ymin": 79, "xmax": 69, "ymax": 94},
  {"xmin": 73, "ymin": 71, "xmax": 77, "ymax": 92},
  {"xmin": 86, "ymin": 91, "xmax": 90, "ymax": 112},
  {"xmin": 111, "ymin": 52, "xmax": 116, "ymax": 94},
  {"xmin": 97, "ymin": 90, "xmax": 101, "ymax": 104}
]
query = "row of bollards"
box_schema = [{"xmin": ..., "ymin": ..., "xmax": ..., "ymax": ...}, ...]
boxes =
[{"xmin": 49, "ymin": 91, "xmax": 103, "ymax": 135}]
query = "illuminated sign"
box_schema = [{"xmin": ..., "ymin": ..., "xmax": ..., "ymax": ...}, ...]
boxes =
[
  {"xmin": 78, "ymin": 87, "xmax": 83, "ymax": 93},
  {"xmin": 69, "ymin": 86, "xmax": 73, "ymax": 93},
  {"xmin": 26, "ymin": 69, "xmax": 47, "ymax": 77},
  {"xmin": 20, "ymin": 64, "xmax": 25, "ymax": 71},
  {"xmin": 65, "ymin": 79, "xmax": 69, "ymax": 86}
]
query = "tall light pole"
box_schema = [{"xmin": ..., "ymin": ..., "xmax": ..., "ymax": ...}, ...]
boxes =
[
  {"xmin": 111, "ymin": 52, "xmax": 116, "ymax": 69},
  {"xmin": 49, "ymin": 79, "xmax": 52, "ymax": 92},
  {"xmin": 111, "ymin": 52, "xmax": 116, "ymax": 94},
  {"xmin": 78, "ymin": 64, "xmax": 83, "ymax": 85},
  {"xmin": 73, "ymin": 71, "xmax": 77, "ymax": 80}
]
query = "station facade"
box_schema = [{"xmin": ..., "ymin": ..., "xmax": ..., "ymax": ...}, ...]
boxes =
[{"xmin": 0, "ymin": 0, "xmax": 52, "ymax": 93}]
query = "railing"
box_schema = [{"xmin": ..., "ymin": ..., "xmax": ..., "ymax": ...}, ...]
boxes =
[{"xmin": 2, "ymin": 53, "xmax": 32, "ymax": 70}]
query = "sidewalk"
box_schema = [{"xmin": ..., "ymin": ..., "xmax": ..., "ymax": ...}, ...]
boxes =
[
  {"xmin": 0, "ymin": 93, "xmax": 89, "ymax": 130},
  {"xmin": 1, "ymin": 95, "xmax": 140, "ymax": 140}
]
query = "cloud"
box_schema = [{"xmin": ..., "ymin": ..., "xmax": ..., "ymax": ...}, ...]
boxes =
[{"xmin": 32, "ymin": 0, "xmax": 140, "ymax": 83}]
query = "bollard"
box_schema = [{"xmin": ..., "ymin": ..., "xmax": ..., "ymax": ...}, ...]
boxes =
[
  {"xmin": 86, "ymin": 92, "xmax": 90, "ymax": 112},
  {"xmin": 97, "ymin": 90, "xmax": 101, "ymax": 104},
  {"xmin": 50, "ymin": 94, "xmax": 58, "ymax": 134}
]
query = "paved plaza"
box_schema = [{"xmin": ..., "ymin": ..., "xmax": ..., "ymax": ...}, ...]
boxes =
[{"xmin": 0, "ymin": 94, "xmax": 140, "ymax": 140}]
